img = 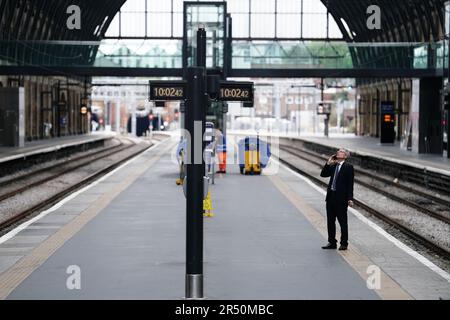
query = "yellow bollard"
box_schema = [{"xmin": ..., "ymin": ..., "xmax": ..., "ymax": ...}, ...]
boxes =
[{"xmin": 203, "ymin": 191, "xmax": 214, "ymax": 217}]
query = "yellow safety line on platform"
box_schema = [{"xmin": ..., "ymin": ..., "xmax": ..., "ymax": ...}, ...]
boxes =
[
  {"xmin": 268, "ymin": 174, "xmax": 413, "ymax": 300},
  {"xmin": 0, "ymin": 141, "xmax": 175, "ymax": 300}
]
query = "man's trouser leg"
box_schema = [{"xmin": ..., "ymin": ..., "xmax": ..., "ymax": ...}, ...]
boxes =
[
  {"xmin": 326, "ymin": 199, "xmax": 337, "ymax": 245},
  {"xmin": 337, "ymin": 206, "xmax": 349, "ymax": 246}
]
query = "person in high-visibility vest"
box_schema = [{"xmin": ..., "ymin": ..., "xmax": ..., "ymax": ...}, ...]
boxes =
[{"xmin": 215, "ymin": 131, "xmax": 227, "ymax": 174}]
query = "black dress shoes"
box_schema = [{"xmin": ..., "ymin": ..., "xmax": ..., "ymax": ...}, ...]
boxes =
[
  {"xmin": 321, "ymin": 243, "xmax": 337, "ymax": 249},
  {"xmin": 338, "ymin": 245, "xmax": 348, "ymax": 251}
]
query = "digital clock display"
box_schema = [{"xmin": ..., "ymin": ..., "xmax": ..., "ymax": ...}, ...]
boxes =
[
  {"xmin": 218, "ymin": 82, "xmax": 254, "ymax": 102},
  {"xmin": 149, "ymin": 81, "xmax": 186, "ymax": 101}
]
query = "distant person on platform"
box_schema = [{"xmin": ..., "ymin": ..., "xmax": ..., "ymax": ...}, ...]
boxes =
[
  {"xmin": 320, "ymin": 148, "xmax": 354, "ymax": 251},
  {"xmin": 215, "ymin": 130, "xmax": 227, "ymax": 174}
]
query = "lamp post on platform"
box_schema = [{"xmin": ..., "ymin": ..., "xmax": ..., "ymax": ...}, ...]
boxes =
[
  {"xmin": 148, "ymin": 27, "xmax": 253, "ymax": 300},
  {"xmin": 185, "ymin": 27, "xmax": 207, "ymax": 300}
]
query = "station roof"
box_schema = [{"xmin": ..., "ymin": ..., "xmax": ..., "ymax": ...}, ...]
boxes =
[
  {"xmin": 0, "ymin": 0, "xmax": 446, "ymax": 73},
  {"xmin": 1, "ymin": 1, "xmax": 444, "ymax": 41},
  {"xmin": 327, "ymin": 0, "xmax": 445, "ymax": 43}
]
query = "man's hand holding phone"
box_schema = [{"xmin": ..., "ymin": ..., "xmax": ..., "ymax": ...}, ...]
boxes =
[{"xmin": 327, "ymin": 154, "xmax": 337, "ymax": 165}]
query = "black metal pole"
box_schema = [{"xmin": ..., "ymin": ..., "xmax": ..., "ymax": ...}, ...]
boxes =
[
  {"xmin": 185, "ymin": 66, "xmax": 206, "ymax": 299},
  {"xmin": 224, "ymin": 14, "xmax": 232, "ymax": 78},
  {"xmin": 447, "ymin": 3, "xmax": 450, "ymax": 158},
  {"xmin": 321, "ymin": 78, "xmax": 329, "ymax": 137},
  {"xmin": 196, "ymin": 27, "xmax": 208, "ymax": 152},
  {"xmin": 212, "ymin": 30, "xmax": 217, "ymax": 68},
  {"xmin": 448, "ymin": 2, "xmax": 450, "ymax": 85},
  {"xmin": 355, "ymin": 89, "xmax": 358, "ymax": 136},
  {"xmin": 185, "ymin": 27, "xmax": 207, "ymax": 299},
  {"xmin": 197, "ymin": 27, "xmax": 207, "ymax": 68}
]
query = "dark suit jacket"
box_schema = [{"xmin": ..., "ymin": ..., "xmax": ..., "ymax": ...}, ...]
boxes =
[{"xmin": 320, "ymin": 161, "xmax": 354, "ymax": 205}]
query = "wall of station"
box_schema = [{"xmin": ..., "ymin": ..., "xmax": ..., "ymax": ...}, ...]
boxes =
[
  {"xmin": 0, "ymin": 75, "xmax": 90, "ymax": 144},
  {"xmin": 357, "ymin": 78, "xmax": 444, "ymax": 156},
  {"xmin": 358, "ymin": 79, "xmax": 411, "ymax": 142}
]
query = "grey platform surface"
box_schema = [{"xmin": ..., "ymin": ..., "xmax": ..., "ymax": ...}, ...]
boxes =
[
  {"xmin": 2, "ymin": 137, "xmax": 449, "ymax": 299},
  {"xmin": 295, "ymin": 135, "xmax": 450, "ymax": 174},
  {"xmin": 2, "ymin": 138, "xmax": 376, "ymax": 300},
  {"xmin": 0, "ymin": 132, "xmax": 114, "ymax": 163}
]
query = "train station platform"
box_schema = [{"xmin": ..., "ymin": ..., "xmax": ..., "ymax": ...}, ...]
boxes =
[
  {"xmin": 0, "ymin": 135, "xmax": 449, "ymax": 300},
  {"xmin": 0, "ymin": 132, "xmax": 115, "ymax": 165}
]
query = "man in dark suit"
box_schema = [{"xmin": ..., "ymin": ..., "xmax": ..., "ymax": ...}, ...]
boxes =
[{"xmin": 320, "ymin": 148, "xmax": 354, "ymax": 251}]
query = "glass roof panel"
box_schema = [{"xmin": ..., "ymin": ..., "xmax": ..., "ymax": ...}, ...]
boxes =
[{"xmin": 107, "ymin": 0, "xmax": 343, "ymax": 39}]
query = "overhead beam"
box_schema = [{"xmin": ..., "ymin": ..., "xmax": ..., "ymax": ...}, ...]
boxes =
[
  {"xmin": 230, "ymin": 68, "xmax": 443, "ymax": 79},
  {"xmin": 0, "ymin": 66, "xmax": 184, "ymax": 77},
  {"xmin": 0, "ymin": 66, "xmax": 444, "ymax": 79}
]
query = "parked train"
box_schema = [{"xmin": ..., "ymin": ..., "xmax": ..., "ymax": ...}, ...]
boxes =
[{"xmin": 238, "ymin": 136, "xmax": 271, "ymax": 175}]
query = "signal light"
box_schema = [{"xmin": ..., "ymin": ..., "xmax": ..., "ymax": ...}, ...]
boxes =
[{"xmin": 80, "ymin": 106, "xmax": 88, "ymax": 115}]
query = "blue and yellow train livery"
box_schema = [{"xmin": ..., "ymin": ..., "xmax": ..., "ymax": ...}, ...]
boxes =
[{"xmin": 238, "ymin": 136, "xmax": 271, "ymax": 175}]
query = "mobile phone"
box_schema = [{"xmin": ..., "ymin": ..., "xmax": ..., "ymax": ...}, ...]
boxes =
[{"xmin": 332, "ymin": 154, "xmax": 337, "ymax": 160}]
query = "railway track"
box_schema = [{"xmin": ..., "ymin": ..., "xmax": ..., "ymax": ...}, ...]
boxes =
[
  {"xmin": 276, "ymin": 148, "xmax": 450, "ymax": 260},
  {"xmin": 0, "ymin": 139, "xmax": 125, "ymax": 190},
  {"xmin": 280, "ymin": 143, "xmax": 450, "ymax": 207},
  {"xmin": 278, "ymin": 137, "xmax": 450, "ymax": 195},
  {"xmin": 0, "ymin": 138, "xmax": 153, "ymax": 232},
  {"xmin": 0, "ymin": 141, "xmax": 132, "ymax": 202},
  {"xmin": 279, "ymin": 145, "xmax": 450, "ymax": 225}
]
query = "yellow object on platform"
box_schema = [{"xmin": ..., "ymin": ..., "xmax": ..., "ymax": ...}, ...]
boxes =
[
  {"xmin": 203, "ymin": 191, "xmax": 214, "ymax": 217},
  {"xmin": 245, "ymin": 150, "xmax": 261, "ymax": 174}
]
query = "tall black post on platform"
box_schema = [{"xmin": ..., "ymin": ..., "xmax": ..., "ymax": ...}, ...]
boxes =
[
  {"xmin": 197, "ymin": 27, "xmax": 207, "ymax": 152},
  {"xmin": 185, "ymin": 27, "xmax": 207, "ymax": 299},
  {"xmin": 447, "ymin": 2, "xmax": 450, "ymax": 158},
  {"xmin": 197, "ymin": 27, "xmax": 207, "ymax": 68},
  {"xmin": 321, "ymin": 78, "xmax": 329, "ymax": 137}
]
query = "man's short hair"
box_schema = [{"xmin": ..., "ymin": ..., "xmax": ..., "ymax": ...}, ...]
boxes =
[{"xmin": 338, "ymin": 148, "xmax": 350, "ymax": 158}]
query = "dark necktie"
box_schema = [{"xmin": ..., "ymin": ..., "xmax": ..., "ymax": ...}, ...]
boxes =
[{"xmin": 331, "ymin": 164, "xmax": 341, "ymax": 191}]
